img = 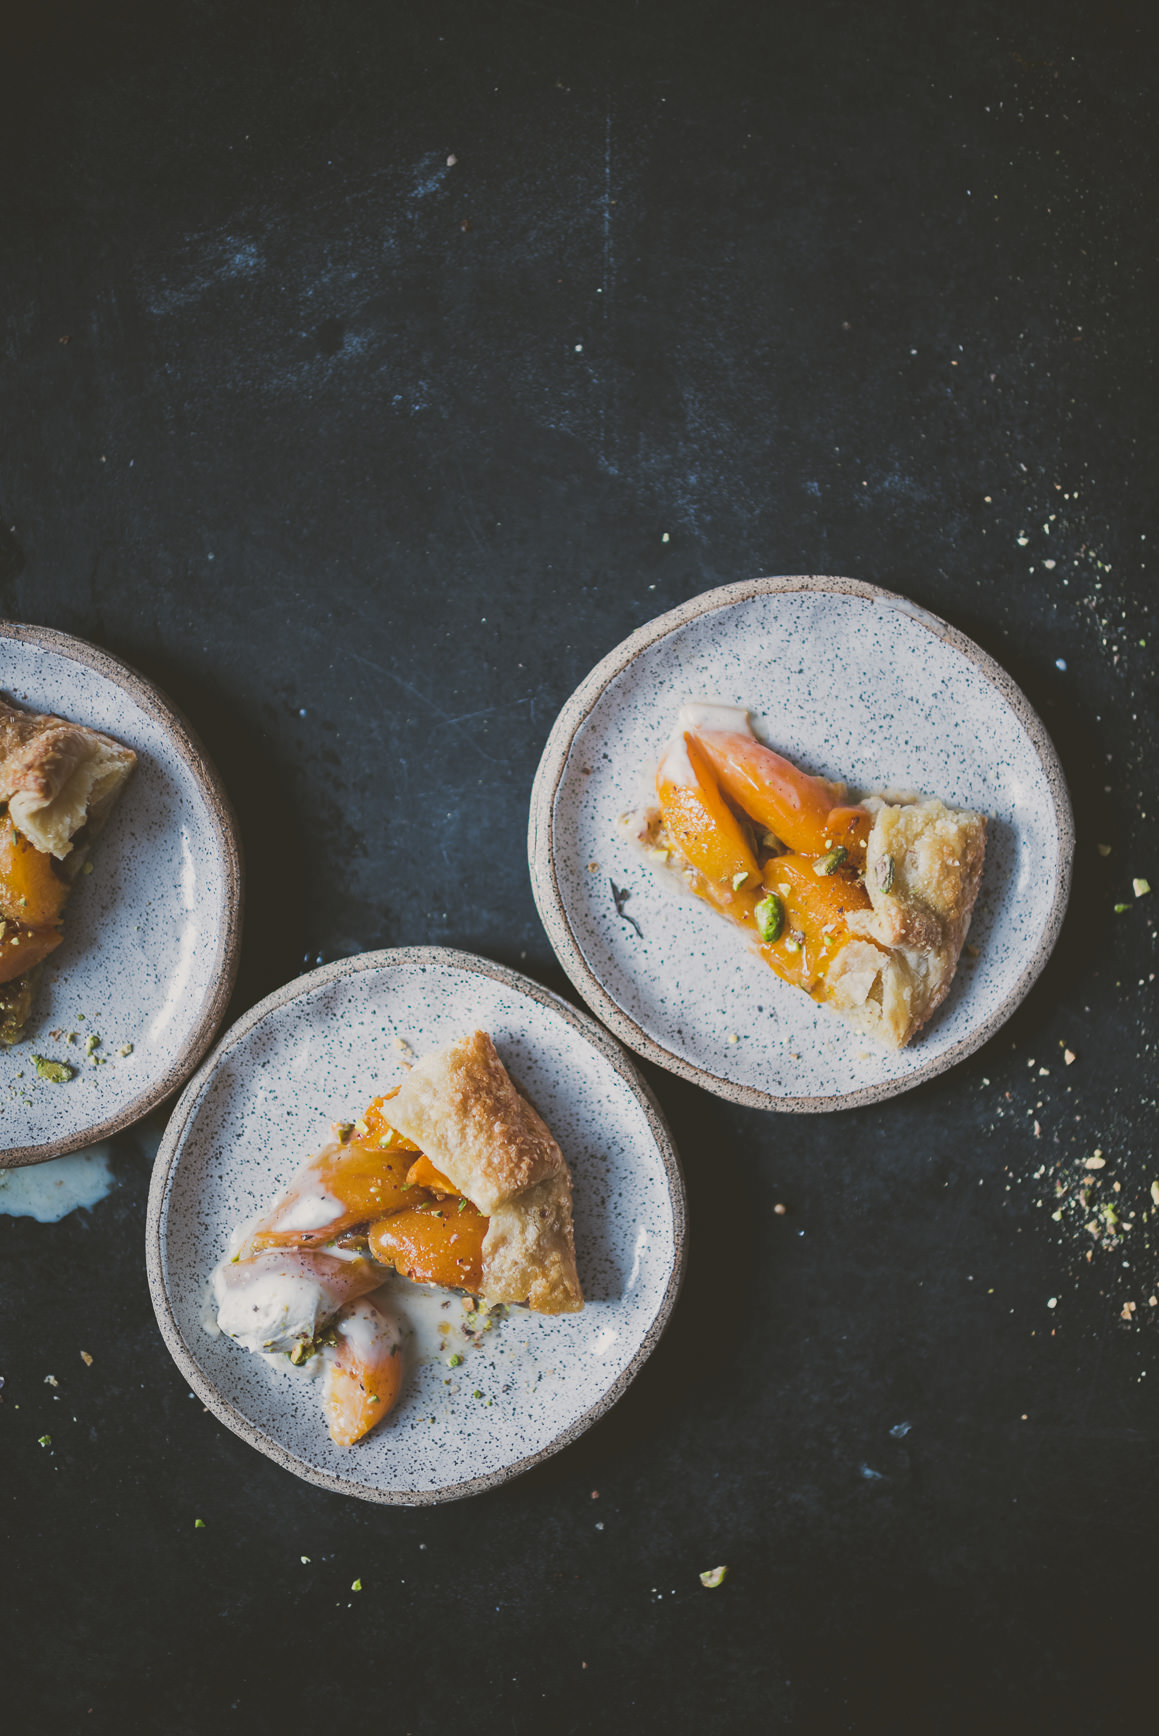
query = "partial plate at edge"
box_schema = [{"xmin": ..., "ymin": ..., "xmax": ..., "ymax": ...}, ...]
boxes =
[{"xmin": 0, "ymin": 622, "xmax": 241, "ymax": 1165}]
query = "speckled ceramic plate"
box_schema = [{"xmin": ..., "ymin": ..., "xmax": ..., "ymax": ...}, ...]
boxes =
[
  {"xmin": 0, "ymin": 623, "xmax": 242, "ymax": 1165},
  {"xmin": 146, "ymin": 947, "xmax": 685, "ymax": 1505},
  {"xmin": 529, "ymin": 577, "xmax": 1073, "ymax": 1112}
]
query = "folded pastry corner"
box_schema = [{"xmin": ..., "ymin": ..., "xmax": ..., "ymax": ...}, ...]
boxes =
[
  {"xmin": 0, "ymin": 695, "xmax": 136, "ymax": 861},
  {"xmin": 386, "ymin": 1029, "xmax": 584, "ymax": 1314}
]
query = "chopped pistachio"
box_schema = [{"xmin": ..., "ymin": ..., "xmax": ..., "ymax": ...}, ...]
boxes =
[
  {"xmin": 194, "ymin": 1518, "xmax": 206, "ymax": 1529},
  {"xmin": 731, "ymin": 870, "xmax": 749, "ymax": 890},
  {"xmin": 32, "ymin": 1055, "xmax": 74, "ymax": 1083},
  {"xmin": 755, "ymin": 893, "xmax": 785, "ymax": 943},
  {"xmin": 1114, "ymin": 902, "xmax": 1130, "ymax": 913},
  {"xmin": 813, "ymin": 845, "xmax": 848, "ymax": 876},
  {"xmin": 84, "ymin": 1034, "xmax": 100, "ymax": 1055},
  {"xmin": 874, "ymin": 856, "xmax": 895, "ymax": 893},
  {"xmin": 81, "ymin": 861, "xmax": 93, "ymax": 875},
  {"xmin": 448, "ymin": 1353, "xmax": 463, "ymax": 1367},
  {"xmin": 472, "ymin": 1389, "xmax": 484, "ymax": 1399},
  {"xmin": 1133, "ymin": 877, "xmax": 1151, "ymax": 898},
  {"xmin": 118, "ymin": 1044, "xmax": 133, "ymax": 1057},
  {"xmin": 351, "ymin": 1578, "xmax": 362, "ymax": 1591},
  {"xmin": 699, "ymin": 1565, "xmax": 729, "ymax": 1588},
  {"xmin": 80, "ymin": 1351, "xmax": 93, "ymax": 1367},
  {"xmin": 333, "ymin": 1122, "xmax": 354, "ymax": 1144},
  {"xmin": 1151, "ymin": 1182, "xmax": 1159, "ymax": 1207}
]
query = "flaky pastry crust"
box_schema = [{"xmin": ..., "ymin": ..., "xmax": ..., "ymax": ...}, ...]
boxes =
[
  {"xmin": 834, "ymin": 796, "xmax": 987, "ymax": 1046},
  {"xmin": 386, "ymin": 1030, "xmax": 584, "ymax": 1314},
  {"xmin": 0, "ymin": 694, "xmax": 136, "ymax": 861}
]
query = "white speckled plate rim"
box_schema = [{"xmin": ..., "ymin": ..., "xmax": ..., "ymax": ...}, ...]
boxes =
[
  {"xmin": 145, "ymin": 946, "xmax": 687, "ymax": 1506},
  {"xmin": 0, "ymin": 621, "xmax": 243, "ymax": 1166},
  {"xmin": 528, "ymin": 576, "xmax": 1074, "ymax": 1113}
]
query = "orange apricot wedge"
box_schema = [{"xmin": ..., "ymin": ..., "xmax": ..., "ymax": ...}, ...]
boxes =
[
  {"xmin": 404, "ymin": 1154, "xmax": 460, "ymax": 1195},
  {"xmin": 0, "ymin": 921, "xmax": 63, "ymax": 985},
  {"xmin": 368, "ymin": 1196, "xmax": 489, "ymax": 1292},
  {"xmin": 656, "ymin": 731, "xmax": 760, "ymax": 894},
  {"xmin": 244, "ymin": 1132, "xmax": 421, "ymax": 1255},
  {"xmin": 691, "ymin": 729, "xmax": 871, "ymax": 864},
  {"xmin": 759, "ymin": 854, "xmax": 873, "ymax": 995},
  {"xmin": 321, "ymin": 1297, "xmax": 404, "ymax": 1446},
  {"xmin": 0, "ymin": 818, "xmax": 70, "ymax": 928}
]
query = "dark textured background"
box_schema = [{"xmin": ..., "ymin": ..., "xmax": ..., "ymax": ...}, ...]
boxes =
[{"xmin": 2, "ymin": 1, "xmax": 1157, "ymax": 1730}]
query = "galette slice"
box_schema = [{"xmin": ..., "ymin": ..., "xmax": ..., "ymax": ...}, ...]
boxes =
[
  {"xmin": 643, "ymin": 703, "xmax": 986, "ymax": 1048},
  {"xmin": 0, "ymin": 694, "xmax": 136, "ymax": 1044}
]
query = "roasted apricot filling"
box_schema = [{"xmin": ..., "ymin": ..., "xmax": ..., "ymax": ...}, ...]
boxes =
[
  {"xmin": 245, "ymin": 1133, "xmax": 421, "ymax": 1253},
  {"xmin": 404, "ymin": 1153, "xmax": 460, "ymax": 1194},
  {"xmin": 692, "ymin": 728, "xmax": 871, "ymax": 866},
  {"xmin": 758, "ymin": 853, "xmax": 873, "ymax": 998},
  {"xmin": 368, "ymin": 1195, "xmax": 489, "ymax": 1291},
  {"xmin": 650, "ymin": 712, "xmax": 889, "ymax": 1007},
  {"xmin": 0, "ymin": 920, "xmax": 63, "ymax": 985},
  {"xmin": 656, "ymin": 732, "xmax": 761, "ymax": 895},
  {"xmin": 0, "ymin": 817, "xmax": 70, "ymax": 927}
]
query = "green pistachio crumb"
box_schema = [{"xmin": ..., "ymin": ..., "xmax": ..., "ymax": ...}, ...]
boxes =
[
  {"xmin": 81, "ymin": 861, "xmax": 94, "ymax": 875},
  {"xmin": 813, "ymin": 845, "xmax": 848, "ymax": 876},
  {"xmin": 194, "ymin": 1518, "xmax": 205, "ymax": 1529},
  {"xmin": 334, "ymin": 1121, "xmax": 355, "ymax": 1143},
  {"xmin": 874, "ymin": 856, "xmax": 895, "ymax": 893},
  {"xmin": 38, "ymin": 1434, "xmax": 51, "ymax": 1447},
  {"xmin": 84, "ymin": 1034, "xmax": 100, "ymax": 1055},
  {"xmin": 1114, "ymin": 902, "xmax": 1130, "ymax": 913},
  {"xmin": 32, "ymin": 1056, "xmax": 74, "ymax": 1083},
  {"xmin": 118, "ymin": 1044, "xmax": 133, "ymax": 1057},
  {"xmin": 457, "ymin": 1198, "xmax": 467, "ymax": 1213},
  {"xmin": 448, "ymin": 1353, "xmax": 463, "ymax": 1367},
  {"xmin": 351, "ymin": 1578, "xmax": 362, "ymax": 1592},
  {"xmin": 472, "ymin": 1389, "xmax": 483, "ymax": 1399},
  {"xmin": 1134, "ymin": 877, "xmax": 1151, "ymax": 898},
  {"xmin": 731, "ymin": 870, "xmax": 749, "ymax": 890},
  {"xmin": 755, "ymin": 893, "xmax": 785, "ymax": 943},
  {"xmin": 699, "ymin": 1565, "xmax": 729, "ymax": 1588}
]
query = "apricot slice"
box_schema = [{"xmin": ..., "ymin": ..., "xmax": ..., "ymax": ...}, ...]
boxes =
[
  {"xmin": 691, "ymin": 729, "xmax": 871, "ymax": 865},
  {"xmin": 405, "ymin": 1154, "xmax": 460, "ymax": 1195},
  {"xmin": 0, "ymin": 921, "xmax": 63, "ymax": 985},
  {"xmin": 322, "ymin": 1297, "xmax": 404, "ymax": 1446},
  {"xmin": 656, "ymin": 732, "xmax": 760, "ymax": 895},
  {"xmin": 0, "ymin": 818, "xmax": 70, "ymax": 928},
  {"xmin": 360, "ymin": 1088, "xmax": 421, "ymax": 1152},
  {"xmin": 245, "ymin": 1132, "xmax": 422, "ymax": 1254},
  {"xmin": 759, "ymin": 853, "xmax": 873, "ymax": 995},
  {"xmin": 368, "ymin": 1196, "xmax": 489, "ymax": 1292}
]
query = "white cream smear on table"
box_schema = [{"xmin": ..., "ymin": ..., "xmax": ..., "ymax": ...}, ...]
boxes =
[{"xmin": 0, "ymin": 1144, "xmax": 114, "ymax": 1221}]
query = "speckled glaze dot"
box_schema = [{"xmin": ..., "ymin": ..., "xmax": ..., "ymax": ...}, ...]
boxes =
[
  {"xmin": 146, "ymin": 947, "xmax": 685, "ymax": 1506},
  {"xmin": 528, "ymin": 577, "xmax": 1074, "ymax": 1112},
  {"xmin": 0, "ymin": 623, "xmax": 242, "ymax": 1166}
]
